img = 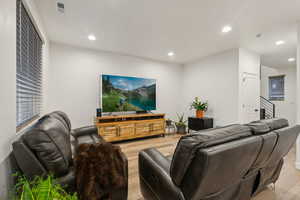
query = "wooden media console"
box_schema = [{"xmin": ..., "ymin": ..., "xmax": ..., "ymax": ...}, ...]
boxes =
[{"xmin": 95, "ymin": 113, "xmax": 165, "ymax": 142}]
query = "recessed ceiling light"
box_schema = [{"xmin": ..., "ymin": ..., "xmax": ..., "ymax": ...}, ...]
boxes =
[
  {"xmin": 275, "ymin": 40, "xmax": 285, "ymax": 46},
  {"xmin": 288, "ymin": 57, "xmax": 296, "ymax": 62},
  {"xmin": 168, "ymin": 51, "xmax": 175, "ymax": 57},
  {"xmin": 88, "ymin": 34, "xmax": 96, "ymax": 41},
  {"xmin": 222, "ymin": 25, "xmax": 232, "ymax": 33}
]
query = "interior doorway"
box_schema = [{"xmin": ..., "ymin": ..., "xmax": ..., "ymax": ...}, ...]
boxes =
[{"xmin": 240, "ymin": 72, "xmax": 260, "ymax": 123}]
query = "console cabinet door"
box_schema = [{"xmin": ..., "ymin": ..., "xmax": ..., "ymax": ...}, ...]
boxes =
[
  {"xmin": 135, "ymin": 123, "xmax": 151, "ymax": 135},
  {"xmin": 151, "ymin": 120, "xmax": 165, "ymax": 134},
  {"xmin": 119, "ymin": 124, "xmax": 135, "ymax": 138},
  {"xmin": 100, "ymin": 125, "xmax": 118, "ymax": 140}
]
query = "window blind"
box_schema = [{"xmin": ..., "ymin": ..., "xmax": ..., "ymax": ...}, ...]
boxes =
[{"xmin": 16, "ymin": 0, "xmax": 43, "ymax": 128}]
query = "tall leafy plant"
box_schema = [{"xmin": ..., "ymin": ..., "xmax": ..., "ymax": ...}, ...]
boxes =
[
  {"xmin": 13, "ymin": 174, "xmax": 78, "ymax": 200},
  {"xmin": 175, "ymin": 113, "xmax": 187, "ymax": 127}
]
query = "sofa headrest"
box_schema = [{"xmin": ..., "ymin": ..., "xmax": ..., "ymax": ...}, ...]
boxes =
[
  {"xmin": 48, "ymin": 111, "xmax": 71, "ymax": 131},
  {"xmin": 247, "ymin": 118, "xmax": 289, "ymax": 135},
  {"xmin": 170, "ymin": 124, "xmax": 252, "ymax": 186},
  {"xmin": 22, "ymin": 116, "xmax": 72, "ymax": 177},
  {"xmin": 188, "ymin": 124, "xmax": 252, "ymax": 147},
  {"xmin": 247, "ymin": 121, "xmax": 270, "ymax": 135},
  {"xmin": 263, "ymin": 118, "xmax": 289, "ymax": 131}
]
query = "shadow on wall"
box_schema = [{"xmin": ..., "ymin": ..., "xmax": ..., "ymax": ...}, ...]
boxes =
[{"xmin": 0, "ymin": 153, "xmax": 19, "ymax": 199}]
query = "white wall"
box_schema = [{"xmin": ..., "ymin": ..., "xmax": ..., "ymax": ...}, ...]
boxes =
[
  {"xmin": 0, "ymin": 0, "xmax": 16, "ymax": 163},
  {"xmin": 261, "ymin": 65, "xmax": 297, "ymax": 125},
  {"xmin": 47, "ymin": 43, "xmax": 183, "ymax": 128},
  {"xmin": 182, "ymin": 48, "xmax": 260, "ymax": 126},
  {"xmin": 182, "ymin": 49, "xmax": 240, "ymax": 126}
]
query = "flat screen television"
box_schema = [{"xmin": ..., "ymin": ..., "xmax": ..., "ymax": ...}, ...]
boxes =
[{"xmin": 101, "ymin": 74, "xmax": 156, "ymax": 112}]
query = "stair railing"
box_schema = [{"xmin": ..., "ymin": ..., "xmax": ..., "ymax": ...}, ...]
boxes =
[{"xmin": 260, "ymin": 96, "xmax": 275, "ymax": 119}]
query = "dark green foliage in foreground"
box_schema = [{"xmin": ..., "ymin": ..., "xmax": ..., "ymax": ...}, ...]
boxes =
[{"xmin": 13, "ymin": 174, "xmax": 78, "ymax": 200}]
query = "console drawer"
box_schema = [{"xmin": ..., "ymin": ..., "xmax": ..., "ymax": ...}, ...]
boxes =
[
  {"xmin": 135, "ymin": 123, "xmax": 151, "ymax": 135},
  {"xmin": 151, "ymin": 121, "xmax": 165, "ymax": 132},
  {"xmin": 99, "ymin": 125, "xmax": 118, "ymax": 140},
  {"xmin": 119, "ymin": 124, "xmax": 135, "ymax": 137}
]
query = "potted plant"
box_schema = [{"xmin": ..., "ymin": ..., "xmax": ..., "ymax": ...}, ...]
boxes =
[
  {"xmin": 190, "ymin": 97, "xmax": 208, "ymax": 118},
  {"xmin": 175, "ymin": 113, "xmax": 187, "ymax": 134},
  {"xmin": 166, "ymin": 118, "xmax": 173, "ymax": 127}
]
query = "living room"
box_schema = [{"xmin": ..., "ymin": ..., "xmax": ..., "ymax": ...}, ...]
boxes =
[{"xmin": 1, "ymin": 0, "xmax": 300, "ymax": 199}]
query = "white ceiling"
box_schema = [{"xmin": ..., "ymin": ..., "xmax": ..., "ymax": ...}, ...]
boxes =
[{"xmin": 34, "ymin": 0, "xmax": 300, "ymax": 67}]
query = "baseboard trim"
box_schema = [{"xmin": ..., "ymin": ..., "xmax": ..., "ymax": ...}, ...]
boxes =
[{"xmin": 295, "ymin": 161, "xmax": 300, "ymax": 170}]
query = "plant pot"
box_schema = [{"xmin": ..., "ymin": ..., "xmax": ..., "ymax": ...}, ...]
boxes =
[
  {"xmin": 196, "ymin": 110, "xmax": 204, "ymax": 118},
  {"xmin": 176, "ymin": 125, "xmax": 186, "ymax": 134},
  {"xmin": 166, "ymin": 120, "xmax": 172, "ymax": 127}
]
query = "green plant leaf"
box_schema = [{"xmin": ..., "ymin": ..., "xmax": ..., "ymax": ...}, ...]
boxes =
[
  {"xmin": 175, "ymin": 113, "xmax": 187, "ymax": 126},
  {"xmin": 35, "ymin": 176, "xmax": 51, "ymax": 200},
  {"xmin": 21, "ymin": 182, "xmax": 35, "ymax": 200}
]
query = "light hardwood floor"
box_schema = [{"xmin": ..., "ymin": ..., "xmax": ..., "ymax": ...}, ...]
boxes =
[{"xmin": 118, "ymin": 134, "xmax": 300, "ymax": 200}]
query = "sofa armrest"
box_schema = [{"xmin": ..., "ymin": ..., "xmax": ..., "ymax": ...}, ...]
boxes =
[
  {"xmin": 71, "ymin": 125, "xmax": 98, "ymax": 138},
  {"xmin": 12, "ymin": 141, "xmax": 47, "ymax": 179},
  {"xmin": 138, "ymin": 148, "xmax": 185, "ymax": 200},
  {"xmin": 71, "ymin": 125, "xmax": 105, "ymax": 152},
  {"xmin": 72, "ymin": 125, "xmax": 104, "ymax": 142}
]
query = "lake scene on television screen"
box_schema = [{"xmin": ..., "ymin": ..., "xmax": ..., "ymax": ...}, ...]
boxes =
[{"xmin": 102, "ymin": 75, "xmax": 156, "ymax": 112}]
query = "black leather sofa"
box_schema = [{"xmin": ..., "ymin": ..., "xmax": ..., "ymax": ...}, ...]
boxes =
[
  {"xmin": 139, "ymin": 118, "xmax": 300, "ymax": 200},
  {"xmin": 12, "ymin": 111, "xmax": 128, "ymax": 200}
]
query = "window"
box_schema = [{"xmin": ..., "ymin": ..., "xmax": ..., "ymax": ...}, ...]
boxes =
[
  {"xmin": 16, "ymin": 0, "xmax": 43, "ymax": 129},
  {"xmin": 269, "ymin": 75, "xmax": 285, "ymax": 101}
]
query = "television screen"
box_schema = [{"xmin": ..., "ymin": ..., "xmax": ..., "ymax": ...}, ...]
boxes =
[{"xmin": 101, "ymin": 75, "xmax": 156, "ymax": 112}]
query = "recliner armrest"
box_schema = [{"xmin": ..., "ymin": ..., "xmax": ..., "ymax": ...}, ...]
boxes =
[
  {"xmin": 71, "ymin": 126, "xmax": 105, "ymax": 149},
  {"xmin": 71, "ymin": 125, "xmax": 98, "ymax": 138},
  {"xmin": 139, "ymin": 148, "xmax": 185, "ymax": 200},
  {"xmin": 12, "ymin": 141, "xmax": 47, "ymax": 179}
]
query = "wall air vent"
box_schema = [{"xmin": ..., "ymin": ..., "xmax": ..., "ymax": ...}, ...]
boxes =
[{"xmin": 57, "ymin": 2, "xmax": 65, "ymax": 14}]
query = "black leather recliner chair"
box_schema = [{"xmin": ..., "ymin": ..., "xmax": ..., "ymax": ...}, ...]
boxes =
[
  {"xmin": 12, "ymin": 111, "xmax": 128, "ymax": 200},
  {"xmin": 139, "ymin": 118, "xmax": 300, "ymax": 200}
]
